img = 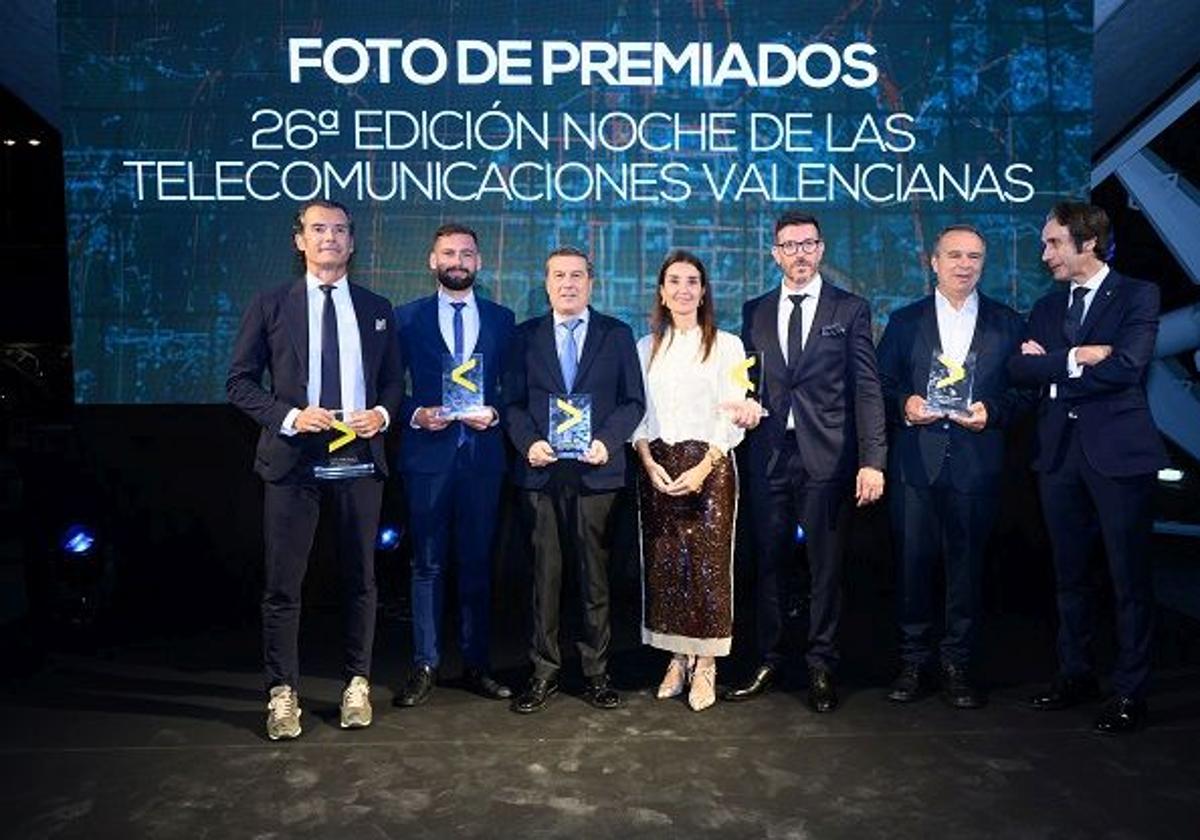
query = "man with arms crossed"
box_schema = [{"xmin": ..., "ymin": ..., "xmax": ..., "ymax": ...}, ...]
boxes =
[{"xmin": 1009, "ymin": 202, "xmax": 1166, "ymax": 734}]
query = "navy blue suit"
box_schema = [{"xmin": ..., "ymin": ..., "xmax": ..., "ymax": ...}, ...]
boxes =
[
  {"xmin": 503, "ymin": 308, "xmax": 645, "ymax": 680},
  {"xmin": 393, "ymin": 293, "xmax": 515, "ymax": 671},
  {"xmin": 877, "ymin": 292, "xmax": 1029, "ymax": 667},
  {"xmin": 1008, "ymin": 270, "xmax": 1166, "ymax": 698},
  {"xmin": 227, "ymin": 278, "xmax": 403, "ymax": 689},
  {"xmin": 741, "ymin": 283, "xmax": 886, "ymax": 671}
]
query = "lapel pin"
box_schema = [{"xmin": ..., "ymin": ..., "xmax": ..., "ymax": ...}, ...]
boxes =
[{"xmin": 375, "ymin": 318, "xmax": 387, "ymax": 331}]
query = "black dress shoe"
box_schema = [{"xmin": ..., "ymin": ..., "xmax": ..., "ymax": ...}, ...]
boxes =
[
  {"xmin": 511, "ymin": 677, "xmax": 557, "ymax": 714},
  {"xmin": 1093, "ymin": 696, "xmax": 1146, "ymax": 735},
  {"xmin": 940, "ymin": 662, "xmax": 986, "ymax": 709},
  {"xmin": 1028, "ymin": 675, "xmax": 1100, "ymax": 711},
  {"xmin": 463, "ymin": 667, "xmax": 512, "ymax": 700},
  {"xmin": 807, "ymin": 667, "xmax": 838, "ymax": 713},
  {"xmin": 393, "ymin": 664, "xmax": 436, "ymax": 708},
  {"xmin": 722, "ymin": 663, "xmax": 775, "ymax": 702},
  {"xmin": 886, "ymin": 663, "xmax": 927, "ymax": 703},
  {"xmin": 583, "ymin": 674, "xmax": 622, "ymax": 710}
]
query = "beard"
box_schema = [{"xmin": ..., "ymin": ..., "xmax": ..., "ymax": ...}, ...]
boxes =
[{"xmin": 437, "ymin": 268, "xmax": 475, "ymax": 292}]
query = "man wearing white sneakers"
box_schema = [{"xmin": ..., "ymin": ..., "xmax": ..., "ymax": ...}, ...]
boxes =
[{"xmin": 227, "ymin": 200, "xmax": 404, "ymax": 739}]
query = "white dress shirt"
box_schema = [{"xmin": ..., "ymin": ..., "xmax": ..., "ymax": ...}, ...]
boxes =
[
  {"xmin": 776, "ymin": 274, "xmax": 822, "ymax": 429},
  {"xmin": 280, "ymin": 273, "xmax": 389, "ymax": 434},
  {"xmin": 1065, "ymin": 263, "xmax": 1110, "ymax": 378},
  {"xmin": 631, "ymin": 328, "xmax": 747, "ymax": 454},
  {"xmin": 934, "ymin": 288, "xmax": 979, "ymax": 364},
  {"xmin": 438, "ymin": 287, "xmax": 480, "ymax": 359}
]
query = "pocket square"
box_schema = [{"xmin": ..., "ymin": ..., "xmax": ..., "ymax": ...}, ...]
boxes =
[
  {"xmin": 375, "ymin": 318, "xmax": 387, "ymax": 332},
  {"xmin": 819, "ymin": 323, "xmax": 846, "ymax": 337}
]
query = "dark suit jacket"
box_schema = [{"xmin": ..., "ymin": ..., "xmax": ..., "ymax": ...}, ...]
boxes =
[
  {"xmin": 226, "ymin": 278, "xmax": 404, "ymax": 483},
  {"xmin": 741, "ymin": 283, "xmax": 886, "ymax": 483},
  {"xmin": 393, "ymin": 294, "xmax": 515, "ymax": 475},
  {"xmin": 503, "ymin": 307, "xmax": 645, "ymax": 492},
  {"xmin": 1007, "ymin": 269, "xmax": 1166, "ymax": 477},
  {"xmin": 877, "ymin": 292, "xmax": 1029, "ymax": 493}
]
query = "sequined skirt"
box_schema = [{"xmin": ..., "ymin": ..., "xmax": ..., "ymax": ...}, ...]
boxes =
[{"xmin": 638, "ymin": 439, "xmax": 737, "ymax": 656}]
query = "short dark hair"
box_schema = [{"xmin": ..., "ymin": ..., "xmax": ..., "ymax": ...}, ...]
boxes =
[
  {"xmin": 933, "ymin": 223, "xmax": 986, "ymax": 253},
  {"xmin": 546, "ymin": 245, "xmax": 594, "ymax": 278},
  {"xmin": 431, "ymin": 222, "xmax": 479, "ymax": 250},
  {"xmin": 774, "ymin": 211, "xmax": 822, "ymax": 241},
  {"xmin": 293, "ymin": 199, "xmax": 355, "ymax": 236},
  {"xmin": 293, "ymin": 200, "xmax": 354, "ymax": 275},
  {"xmin": 1048, "ymin": 202, "xmax": 1110, "ymax": 260}
]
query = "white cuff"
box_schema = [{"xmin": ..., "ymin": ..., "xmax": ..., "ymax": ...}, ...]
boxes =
[
  {"xmin": 280, "ymin": 407, "xmax": 301, "ymax": 437},
  {"xmin": 1066, "ymin": 348, "xmax": 1083, "ymax": 378}
]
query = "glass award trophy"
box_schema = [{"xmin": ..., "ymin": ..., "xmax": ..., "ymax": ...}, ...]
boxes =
[
  {"xmin": 549, "ymin": 394, "xmax": 591, "ymax": 459},
  {"xmin": 313, "ymin": 411, "xmax": 377, "ymax": 480},
  {"xmin": 728, "ymin": 350, "xmax": 769, "ymax": 417},
  {"xmin": 925, "ymin": 350, "xmax": 976, "ymax": 417},
  {"xmin": 441, "ymin": 353, "xmax": 486, "ymax": 418}
]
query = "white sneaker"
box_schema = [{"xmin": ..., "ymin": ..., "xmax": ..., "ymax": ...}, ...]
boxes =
[
  {"xmin": 340, "ymin": 676, "xmax": 372, "ymax": 729},
  {"xmin": 266, "ymin": 684, "xmax": 302, "ymax": 740}
]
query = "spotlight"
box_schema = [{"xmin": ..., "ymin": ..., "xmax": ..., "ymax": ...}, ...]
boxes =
[
  {"xmin": 376, "ymin": 524, "xmax": 403, "ymax": 552},
  {"xmin": 795, "ymin": 523, "xmax": 807, "ymax": 544},
  {"xmin": 27, "ymin": 138, "xmax": 41, "ymax": 147},
  {"xmin": 3, "ymin": 139, "xmax": 15, "ymax": 147},
  {"xmin": 61, "ymin": 524, "xmax": 96, "ymax": 555},
  {"xmin": 1158, "ymin": 468, "xmax": 1184, "ymax": 484}
]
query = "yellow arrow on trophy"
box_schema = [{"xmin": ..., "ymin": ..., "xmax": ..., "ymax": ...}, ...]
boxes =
[
  {"xmin": 935, "ymin": 354, "xmax": 966, "ymax": 388},
  {"xmin": 328, "ymin": 418, "xmax": 357, "ymax": 452},
  {"xmin": 555, "ymin": 397, "xmax": 584, "ymax": 434},
  {"xmin": 731, "ymin": 356, "xmax": 757, "ymax": 392},
  {"xmin": 451, "ymin": 357, "xmax": 479, "ymax": 392}
]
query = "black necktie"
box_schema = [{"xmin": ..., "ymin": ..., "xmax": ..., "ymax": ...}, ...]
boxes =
[
  {"xmin": 787, "ymin": 293, "xmax": 809, "ymax": 369},
  {"xmin": 1063, "ymin": 286, "xmax": 1089, "ymax": 345},
  {"xmin": 319, "ymin": 284, "xmax": 341, "ymax": 410}
]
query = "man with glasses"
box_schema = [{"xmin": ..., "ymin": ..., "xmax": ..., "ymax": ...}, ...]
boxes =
[{"xmin": 727, "ymin": 211, "xmax": 887, "ymax": 713}]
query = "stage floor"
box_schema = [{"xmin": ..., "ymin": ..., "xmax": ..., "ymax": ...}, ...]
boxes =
[{"xmin": 1, "ymin": 608, "xmax": 1198, "ymax": 838}]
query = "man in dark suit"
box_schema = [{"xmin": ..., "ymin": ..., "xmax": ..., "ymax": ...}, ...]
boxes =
[
  {"xmin": 391, "ymin": 223, "xmax": 515, "ymax": 708},
  {"xmin": 227, "ymin": 200, "xmax": 403, "ymax": 740},
  {"xmin": 727, "ymin": 211, "xmax": 887, "ymax": 712},
  {"xmin": 503, "ymin": 246, "xmax": 645, "ymax": 713},
  {"xmin": 877, "ymin": 224, "xmax": 1029, "ymax": 709},
  {"xmin": 1009, "ymin": 202, "xmax": 1166, "ymax": 734}
]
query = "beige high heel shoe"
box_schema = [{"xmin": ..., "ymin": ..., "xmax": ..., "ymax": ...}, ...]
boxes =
[
  {"xmin": 688, "ymin": 659, "xmax": 717, "ymax": 711},
  {"xmin": 656, "ymin": 654, "xmax": 691, "ymax": 699}
]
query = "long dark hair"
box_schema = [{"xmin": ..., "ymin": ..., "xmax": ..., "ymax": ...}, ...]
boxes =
[{"xmin": 649, "ymin": 249, "xmax": 717, "ymax": 365}]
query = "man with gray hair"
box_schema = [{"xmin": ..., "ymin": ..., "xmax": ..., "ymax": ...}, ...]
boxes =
[{"xmin": 877, "ymin": 223, "xmax": 1028, "ymax": 709}]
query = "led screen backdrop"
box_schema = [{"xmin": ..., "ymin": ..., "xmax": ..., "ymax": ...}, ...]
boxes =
[{"xmin": 59, "ymin": 1, "xmax": 1092, "ymax": 403}]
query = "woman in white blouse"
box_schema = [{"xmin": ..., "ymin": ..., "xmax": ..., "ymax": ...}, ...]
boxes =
[{"xmin": 632, "ymin": 250, "xmax": 755, "ymax": 711}]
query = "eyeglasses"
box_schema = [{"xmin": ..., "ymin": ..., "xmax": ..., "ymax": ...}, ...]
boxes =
[{"xmin": 774, "ymin": 239, "xmax": 821, "ymax": 256}]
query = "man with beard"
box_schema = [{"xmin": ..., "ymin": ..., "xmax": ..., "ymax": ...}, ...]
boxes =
[
  {"xmin": 392, "ymin": 223, "xmax": 516, "ymax": 707},
  {"xmin": 727, "ymin": 211, "xmax": 886, "ymax": 713}
]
